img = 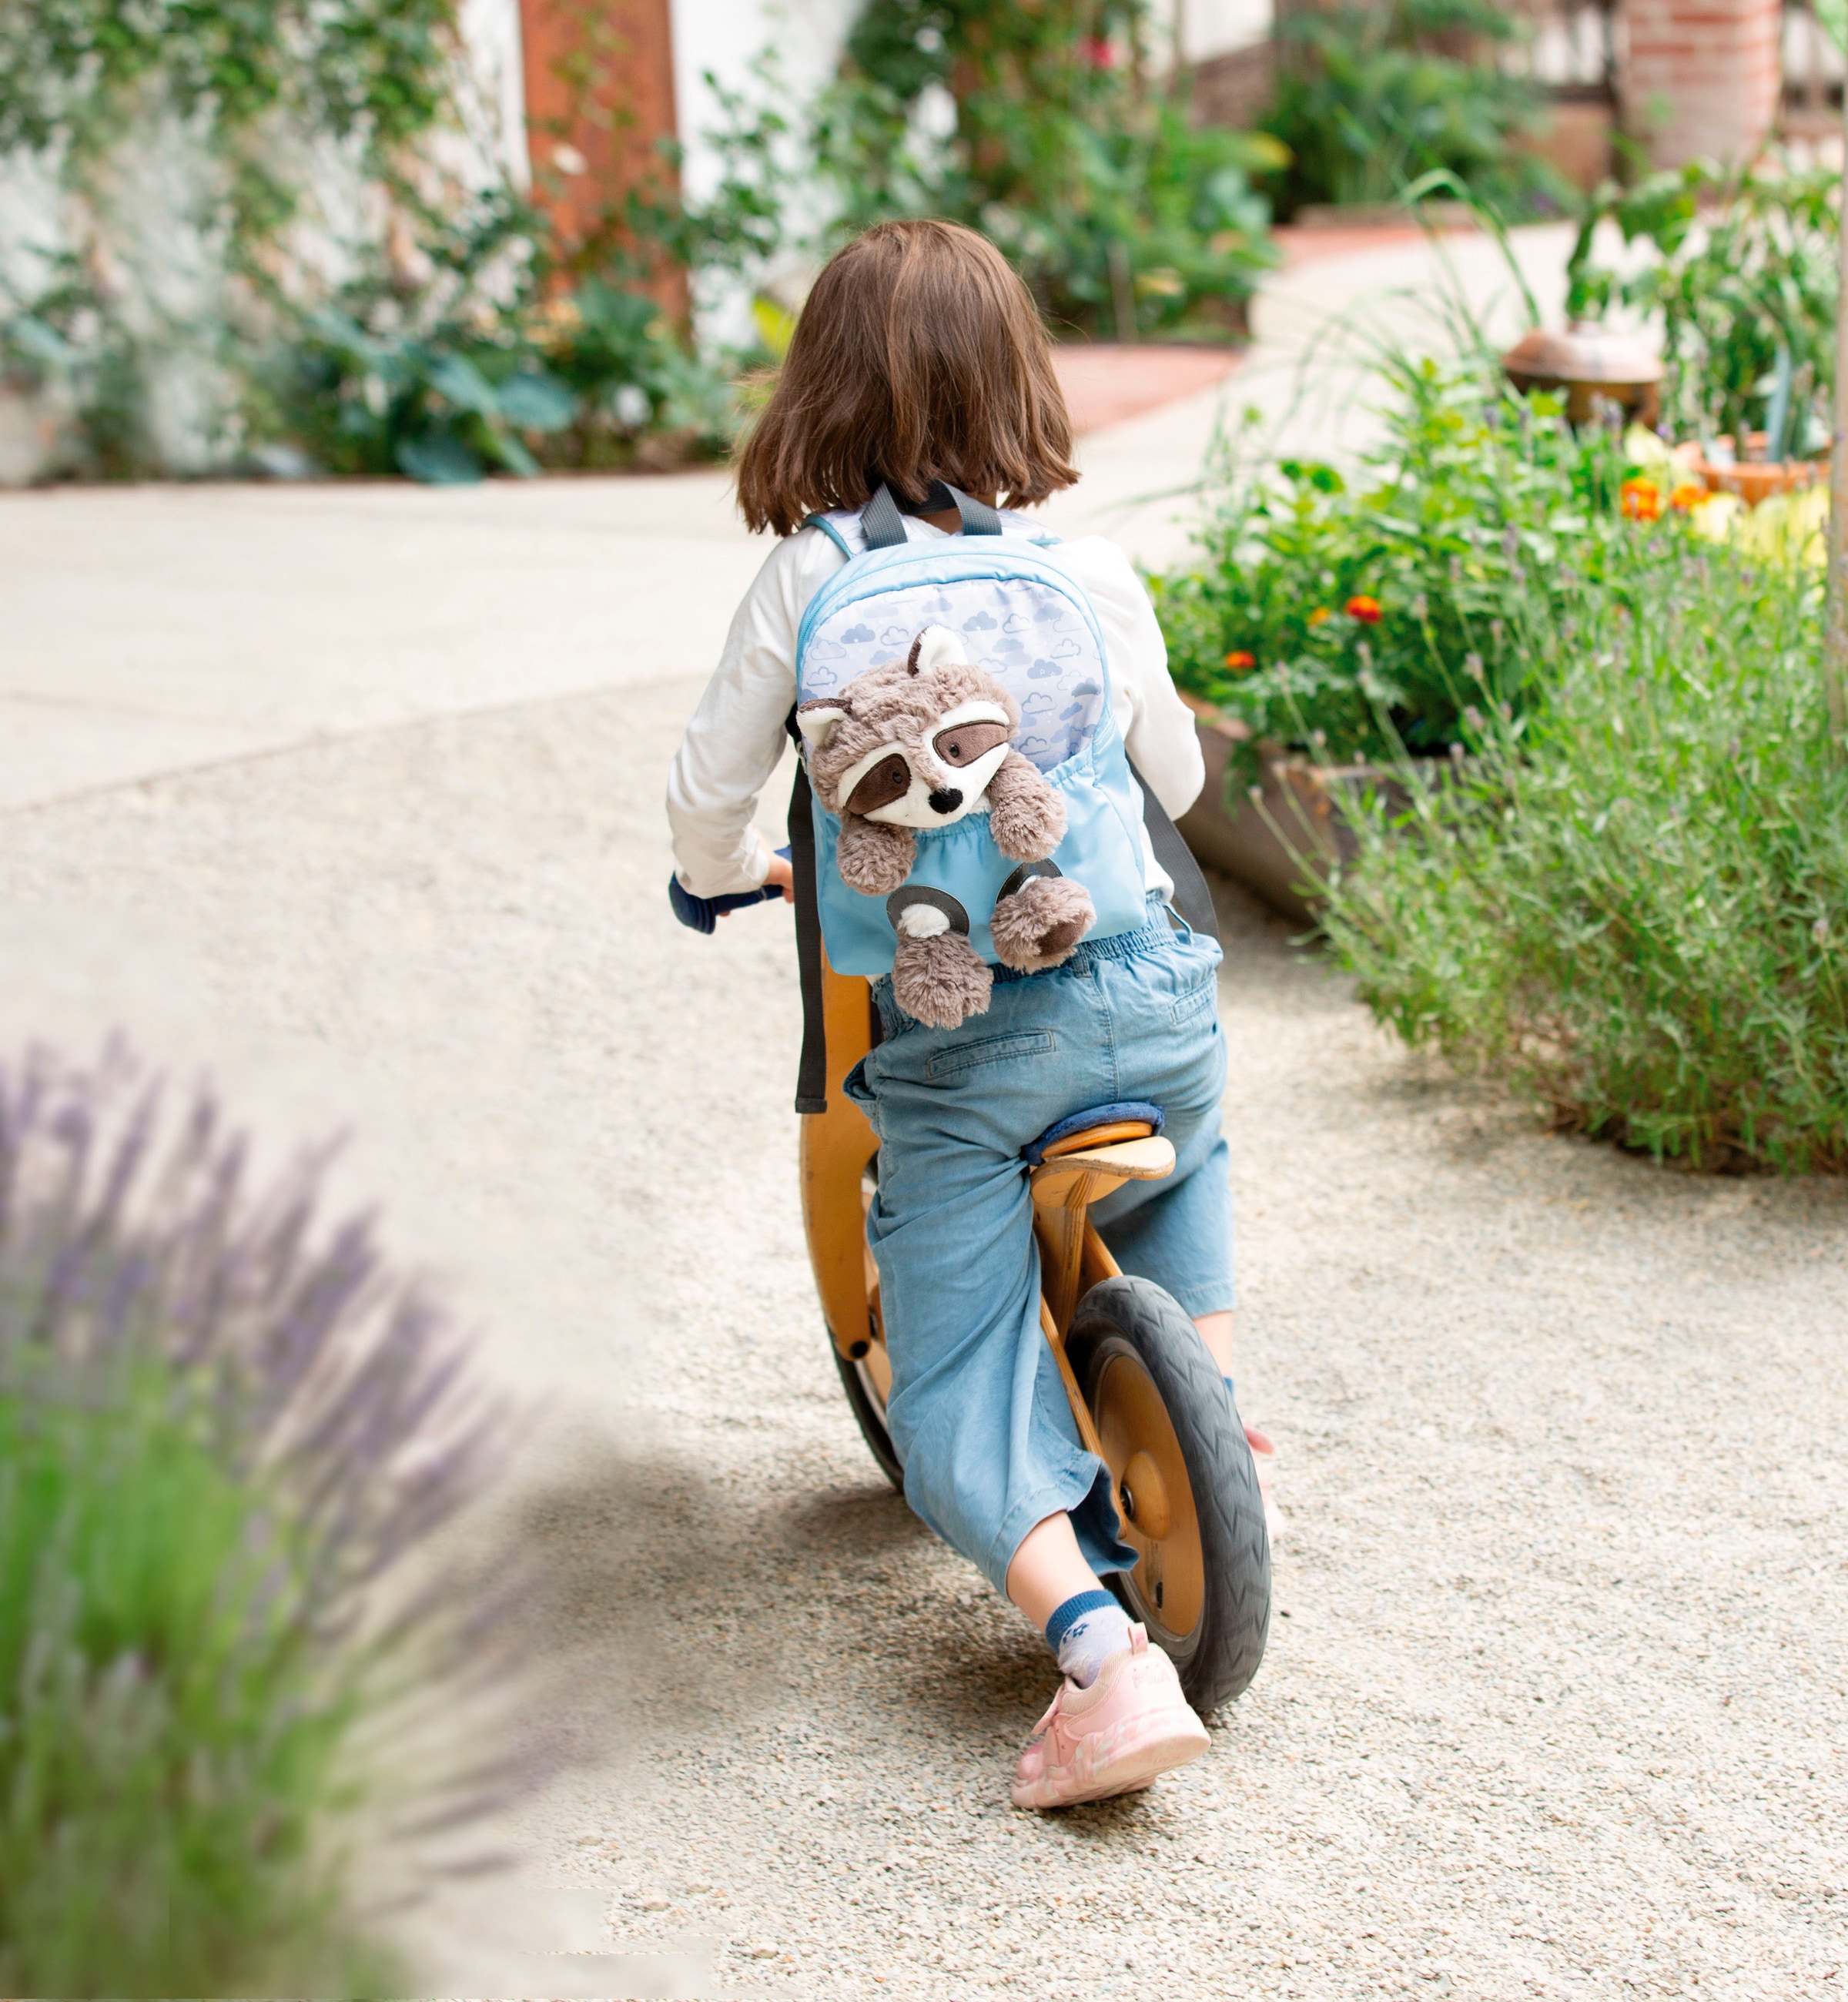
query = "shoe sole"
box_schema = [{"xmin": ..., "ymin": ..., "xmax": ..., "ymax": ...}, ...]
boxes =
[{"xmin": 1011, "ymin": 1706, "xmax": 1210, "ymax": 1810}]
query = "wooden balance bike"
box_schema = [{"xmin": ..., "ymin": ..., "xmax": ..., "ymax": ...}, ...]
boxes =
[{"xmin": 800, "ymin": 949, "xmax": 1270, "ymax": 1712}]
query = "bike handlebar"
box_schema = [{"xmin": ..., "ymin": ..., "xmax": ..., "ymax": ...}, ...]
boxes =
[{"xmin": 668, "ymin": 846, "xmax": 792, "ymax": 935}]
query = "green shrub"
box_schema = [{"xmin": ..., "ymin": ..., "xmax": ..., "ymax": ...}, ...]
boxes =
[
  {"xmin": 0, "ymin": 1051, "xmax": 515, "ymax": 1991},
  {"xmin": 266, "ymin": 266, "xmax": 738, "ymax": 484},
  {"xmin": 1567, "ymin": 159, "xmax": 1839, "ymax": 458},
  {"xmin": 814, "ymin": 0, "xmax": 1281, "ymax": 340},
  {"xmin": 1319, "ymin": 538, "xmax": 1848, "ymax": 1173},
  {"xmin": 0, "ymin": 0, "xmax": 754, "ymax": 481},
  {"xmin": 1261, "ymin": 0, "xmax": 1564, "ymax": 221},
  {"xmin": 1150, "ymin": 356, "xmax": 1638, "ymax": 774}
]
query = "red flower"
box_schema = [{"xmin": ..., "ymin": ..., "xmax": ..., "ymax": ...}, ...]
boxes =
[
  {"xmin": 1345, "ymin": 594, "xmax": 1383, "ymax": 624},
  {"xmin": 1224, "ymin": 649, "xmax": 1257, "ymax": 671},
  {"xmin": 1081, "ymin": 35, "xmax": 1117, "ymax": 67}
]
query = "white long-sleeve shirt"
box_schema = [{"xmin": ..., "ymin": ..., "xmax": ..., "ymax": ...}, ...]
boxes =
[{"xmin": 666, "ymin": 514, "xmax": 1205, "ymax": 899}]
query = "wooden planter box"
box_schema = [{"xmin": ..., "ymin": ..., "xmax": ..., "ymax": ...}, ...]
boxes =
[{"xmin": 1174, "ymin": 695, "xmax": 1391, "ymax": 925}]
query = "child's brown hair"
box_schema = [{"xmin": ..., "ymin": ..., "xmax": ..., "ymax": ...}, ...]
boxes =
[{"xmin": 735, "ymin": 219, "xmax": 1079, "ymax": 537}]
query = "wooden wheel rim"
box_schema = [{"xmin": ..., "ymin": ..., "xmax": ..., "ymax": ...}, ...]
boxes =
[{"xmin": 1090, "ymin": 1339, "xmax": 1204, "ymax": 1639}]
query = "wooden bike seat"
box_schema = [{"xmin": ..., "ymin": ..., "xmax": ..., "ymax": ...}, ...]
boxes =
[{"xmin": 1029, "ymin": 1134, "xmax": 1176, "ymax": 1205}]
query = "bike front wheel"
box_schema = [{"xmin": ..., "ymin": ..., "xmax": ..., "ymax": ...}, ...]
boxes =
[
  {"xmin": 1068, "ymin": 1275, "xmax": 1270, "ymax": 1712},
  {"xmin": 832, "ymin": 1332, "xmax": 903, "ymax": 1493}
]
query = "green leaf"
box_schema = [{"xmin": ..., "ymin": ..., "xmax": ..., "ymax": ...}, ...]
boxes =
[
  {"xmin": 495, "ymin": 370, "xmax": 578, "ymax": 432},
  {"xmin": 1816, "ymin": 0, "xmax": 1846, "ymax": 53},
  {"xmin": 424, "ymin": 353, "xmax": 498, "ymax": 417},
  {"xmin": 394, "ymin": 432, "xmax": 484, "ymax": 484},
  {"xmin": 484, "ymin": 428, "xmax": 542, "ymax": 477}
]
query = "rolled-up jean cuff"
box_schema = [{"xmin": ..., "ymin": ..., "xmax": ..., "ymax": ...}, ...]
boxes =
[{"xmin": 1170, "ymin": 1281, "xmax": 1237, "ymax": 1319}]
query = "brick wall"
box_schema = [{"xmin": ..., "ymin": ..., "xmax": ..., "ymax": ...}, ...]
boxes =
[
  {"xmin": 519, "ymin": 0, "xmax": 687, "ymax": 316},
  {"xmin": 1622, "ymin": 0, "xmax": 1784, "ymax": 168}
]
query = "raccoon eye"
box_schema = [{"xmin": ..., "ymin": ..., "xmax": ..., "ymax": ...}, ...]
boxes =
[
  {"xmin": 932, "ymin": 720, "xmax": 1011, "ymax": 768},
  {"xmin": 845, "ymin": 752, "xmax": 913, "ymax": 816}
]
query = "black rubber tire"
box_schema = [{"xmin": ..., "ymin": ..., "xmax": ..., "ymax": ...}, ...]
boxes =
[
  {"xmin": 832, "ymin": 1337, "xmax": 905, "ymax": 1492},
  {"xmin": 1067, "ymin": 1275, "xmax": 1270, "ymax": 1712}
]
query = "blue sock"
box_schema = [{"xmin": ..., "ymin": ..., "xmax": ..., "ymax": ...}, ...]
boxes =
[{"xmin": 1046, "ymin": 1588, "xmax": 1133, "ymax": 1688}]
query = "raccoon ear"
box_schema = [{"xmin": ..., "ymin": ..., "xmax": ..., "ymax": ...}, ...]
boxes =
[
  {"xmin": 906, "ymin": 624, "xmax": 966, "ymax": 675},
  {"xmin": 796, "ymin": 700, "xmax": 851, "ymax": 747}
]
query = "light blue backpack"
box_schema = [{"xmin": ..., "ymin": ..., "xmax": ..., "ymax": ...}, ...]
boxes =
[{"xmin": 787, "ymin": 483, "xmax": 1217, "ymax": 1110}]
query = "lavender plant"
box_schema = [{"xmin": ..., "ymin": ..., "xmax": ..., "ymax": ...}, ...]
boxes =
[{"xmin": 0, "ymin": 1044, "xmax": 517, "ymax": 1995}]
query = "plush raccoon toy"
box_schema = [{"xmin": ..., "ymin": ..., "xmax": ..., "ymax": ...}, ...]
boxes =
[{"xmin": 796, "ymin": 626, "xmax": 1096, "ymax": 1027}]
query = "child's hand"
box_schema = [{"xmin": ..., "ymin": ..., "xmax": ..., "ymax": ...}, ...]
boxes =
[
  {"xmin": 715, "ymin": 839, "xmax": 794, "ymax": 916},
  {"xmin": 760, "ymin": 845, "xmax": 795, "ymax": 904}
]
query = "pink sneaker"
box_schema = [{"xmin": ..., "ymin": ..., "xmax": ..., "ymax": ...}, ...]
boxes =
[
  {"xmin": 1246, "ymin": 1426, "xmax": 1285, "ymax": 1543},
  {"xmin": 1010, "ymin": 1625, "xmax": 1210, "ymax": 1810}
]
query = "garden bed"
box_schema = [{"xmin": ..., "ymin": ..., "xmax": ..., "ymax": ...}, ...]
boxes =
[{"xmin": 1175, "ymin": 694, "xmax": 1386, "ymax": 925}]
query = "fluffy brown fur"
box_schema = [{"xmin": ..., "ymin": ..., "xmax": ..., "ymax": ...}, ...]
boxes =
[
  {"xmin": 986, "ymin": 755, "xmax": 1066, "ymax": 862},
  {"xmin": 799, "ymin": 648, "xmax": 1068, "ymax": 895},
  {"xmin": 835, "ymin": 815, "xmax": 914, "ymax": 896},
  {"xmin": 989, "ymin": 875, "xmax": 1096, "ymax": 973},
  {"xmin": 892, "ymin": 932, "xmax": 994, "ymax": 1028}
]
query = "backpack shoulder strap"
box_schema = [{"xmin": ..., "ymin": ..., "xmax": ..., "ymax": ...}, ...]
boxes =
[
  {"xmin": 860, "ymin": 485, "xmax": 909, "ymax": 551},
  {"xmin": 785, "ymin": 707, "xmax": 831, "ymax": 1113},
  {"xmin": 802, "ymin": 513, "xmax": 854, "ymax": 559},
  {"xmin": 1130, "ymin": 758, "xmax": 1220, "ymax": 942}
]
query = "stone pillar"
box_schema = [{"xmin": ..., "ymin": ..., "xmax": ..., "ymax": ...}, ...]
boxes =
[{"xmin": 1622, "ymin": 0, "xmax": 1785, "ymax": 169}]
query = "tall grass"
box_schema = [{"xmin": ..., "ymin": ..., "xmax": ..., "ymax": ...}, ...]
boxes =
[
  {"xmin": 0, "ymin": 1046, "xmax": 514, "ymax": 1995},
  {"xmin": 1321, "ymin": 531, "xmax": 1848, "ymax": 1172}
]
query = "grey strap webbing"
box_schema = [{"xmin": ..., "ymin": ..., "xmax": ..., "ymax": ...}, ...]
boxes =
[
  {"xmin": 860, "ymin": 484, "xmax": 909, "ymax": 550},
  {"xmin": 936, "ymin": 483, "xmax": 1003, "ymax": 534},
  {"xmin": 786, "ymin": 708, "xmax": 830, "ymax": 1114},
  {"xmin": 861, "ymin": 480, "xmax": 1003, "ymax": 550}
]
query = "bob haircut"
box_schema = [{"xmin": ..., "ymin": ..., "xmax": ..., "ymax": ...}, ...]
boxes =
[{"xmin": 735, "ymin": 219, "xmax": 1079, "ymax": 537}]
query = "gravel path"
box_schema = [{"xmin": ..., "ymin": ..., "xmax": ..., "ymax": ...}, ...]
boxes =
[{"xmin": 1, "ymin": 674, "xmax": 1843, "ymax": 1998}]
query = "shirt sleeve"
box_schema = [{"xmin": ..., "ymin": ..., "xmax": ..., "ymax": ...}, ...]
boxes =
[
  {"xmin": 1068, "ymin": 537, "xmax": 1206, "ymax": 819},
  {"xmin": 665, "ymin": 531, "xmax": 829, "ymax": 896}
]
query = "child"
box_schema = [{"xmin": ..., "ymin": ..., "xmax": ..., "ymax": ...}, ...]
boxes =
[{"xmin": 668, "ymin": 219, "xmax": 1248, "ymax": 1808}]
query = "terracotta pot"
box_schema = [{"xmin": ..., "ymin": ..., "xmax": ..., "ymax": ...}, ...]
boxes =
[
  {"xmin": 1696, "ymin": 435, "xmax": 1825, "ymax": 508},
  {"xmin": 1502, "ymin": 322, "xmax": 1663, "ymax": 428},
  {"xmin": 1174, "ymin": 695, "xmax": 1395, "ymax": 924}
]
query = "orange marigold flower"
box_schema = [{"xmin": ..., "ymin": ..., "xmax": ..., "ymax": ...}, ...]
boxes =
[
  {"xmin": 1307, "ymin": 607, "xmax": 1333, "ymax": 628},
  {"xmin": 1620, "ymin": 477, "xmax": 1662, "ymax": 522},
  {"xmin": 1345, "ymin": 594, "xmax": 1383, "ymax": 624},
  {"xmin": 1669, "ymin": 479, "xmax": 1706, "ymax": 512},
  {"xmin": 1224, "ymin": 649, "xmax": 1257, "ymax": 671}
]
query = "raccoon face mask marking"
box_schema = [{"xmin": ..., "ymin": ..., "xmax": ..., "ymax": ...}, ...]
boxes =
[{"xmin": 825, "ymin": 696, "xmax": 1016, "ymax": 830}]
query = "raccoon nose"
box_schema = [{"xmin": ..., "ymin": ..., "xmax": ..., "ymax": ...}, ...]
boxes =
[{"xmin": 927, "ymin": 787, "xmax": 963, "ymax": 815}]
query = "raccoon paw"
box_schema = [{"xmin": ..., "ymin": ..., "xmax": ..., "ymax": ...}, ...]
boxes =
[
  {"xmin": 892, "ymin": 927, "xmax": 993, "ymax": 1029},
  {"xmin": 985, "ymin": 752, "xmax": 1067, "ymax": 863},
  {"xmin": 989, "ymin": 874, "xmax": 1095, "ymax": 973},
  {"xmin": 837, "ymin": 815, "xmax": 916, "ymax": 896}
]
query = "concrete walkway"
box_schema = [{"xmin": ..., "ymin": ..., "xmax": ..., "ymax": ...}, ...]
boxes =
[{"xmin": 2, "ymin": 227, "xmax": 1843, "ymax": 1999}]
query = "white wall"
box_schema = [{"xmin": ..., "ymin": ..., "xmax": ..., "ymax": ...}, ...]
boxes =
[
  {"xmin": 458, "ymin": 0, "xmax": 532, "ymax": 187},
  {"xmin": 1167, "ymin": 0, "xmax": 1274, "ymax": 63},
  {"xmin": 671, "ymin": 0, "xmax": 1276, "ymax": 204},
  {"xmin": 671, "ymin": 0, "xmax": 859, "ymax": 207}
]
